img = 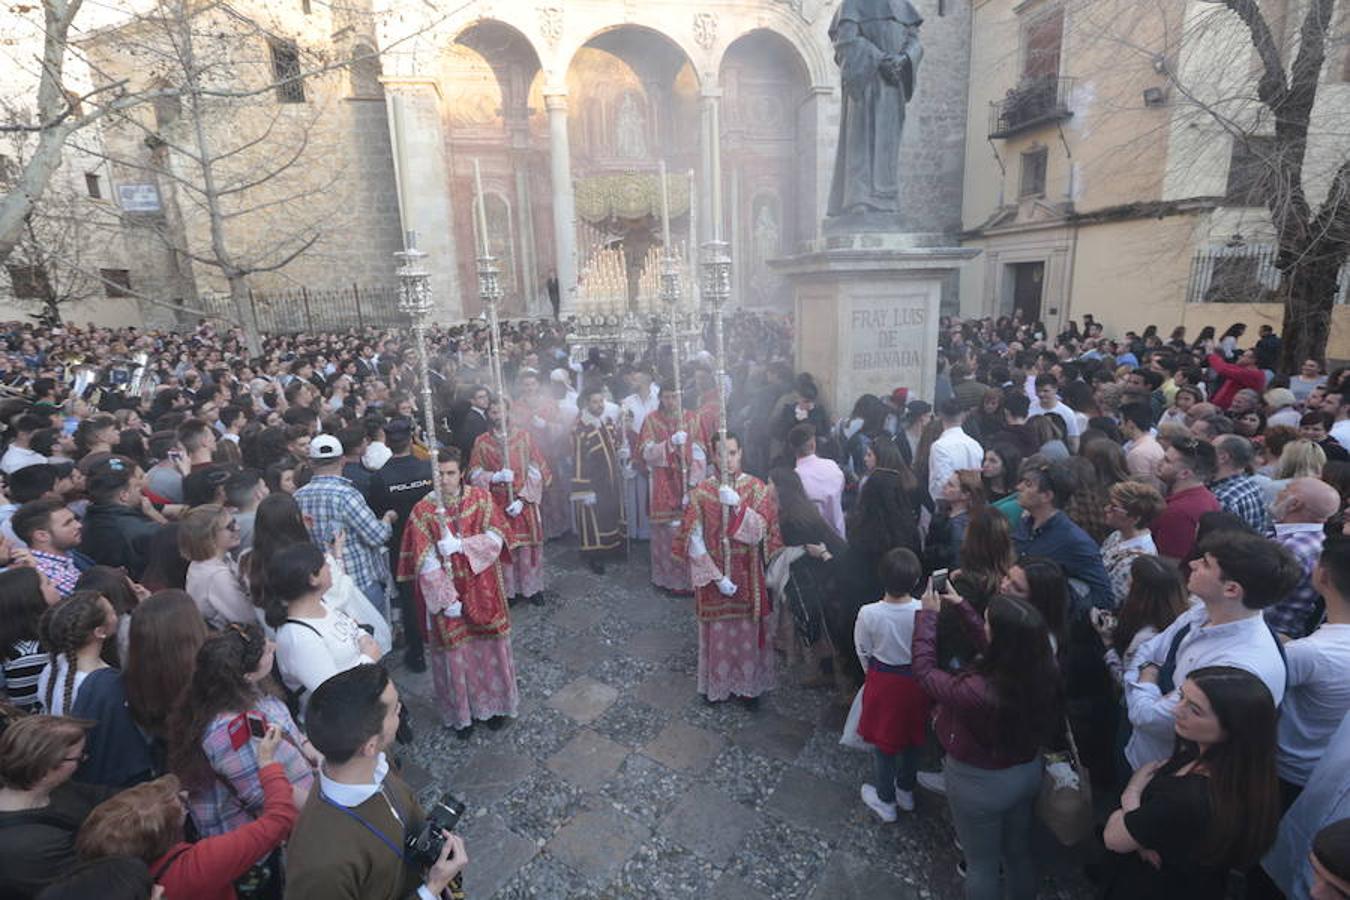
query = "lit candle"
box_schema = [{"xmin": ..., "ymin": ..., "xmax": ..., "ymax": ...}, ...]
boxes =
[
  {"xmin": 659, "ymin": 160, "xmax": 672, "ymax": 251},
  {"xmin": 710, "ymin": 104, "xmax": 722, "ymax": 242},
  {"xmin": 472, "ymin": 159, "xmax": 489, "ymax": 257}
]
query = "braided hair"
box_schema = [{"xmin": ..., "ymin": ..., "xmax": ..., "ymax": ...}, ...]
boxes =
[{"xmin": 38, "ymin": 591, "xmax": 111, "ymax": 715}]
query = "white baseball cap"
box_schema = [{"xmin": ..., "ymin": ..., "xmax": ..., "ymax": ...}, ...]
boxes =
[{"xmin": 308, "ymin": 434, "xmax": 343, "ymax": 460}]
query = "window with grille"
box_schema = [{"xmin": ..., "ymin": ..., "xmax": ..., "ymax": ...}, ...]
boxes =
[
  {"xmin": 269, "ymin": 38, "xmax": 306, "ymax": 103},
  {"xmin": 6, "ymin": 265, "xmax": 52, "ymax": 299},
  {"xmin": 1225, "ymin": 136, "xmax": 1276, "ymax": 205},
  {"xmin": 1204, "ymin": 257, "xmax": 1264, "ymax": 303},
  {"xmin": 99, "ymin": 268, "xmax": 132, "ymax": 298},
  {"xmin": 153, "ymin": 87, "xmax": 181, "ymax": 129},
  {"xmin": 1020, "ymin": 148, "xmax": 1048, "ymax": 197}
]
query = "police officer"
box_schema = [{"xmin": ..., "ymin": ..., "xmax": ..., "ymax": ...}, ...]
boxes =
[{"xmin": 368, "ymin": 417, "xmax": 434, "ymax": 672}]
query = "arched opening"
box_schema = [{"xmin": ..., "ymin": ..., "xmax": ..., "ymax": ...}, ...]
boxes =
[
  {"xmin": 442, "ymin": 21, "xmax": 544, "ymax": 316},
  {"xmin": 720, "ymin": 29, "xmax": 813, "ymax": 309},
  {"xmin": 565, "ymin": 26, "xmax": 701, "ymax": 313},
  {"xmin": 349, "ymin": 42, "xmax": 383, "ymax": 99}
]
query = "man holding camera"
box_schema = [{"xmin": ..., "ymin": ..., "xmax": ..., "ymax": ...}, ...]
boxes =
[{"xmin": 286, "ymin": 665, "xmax": 468, "ymax": 899}]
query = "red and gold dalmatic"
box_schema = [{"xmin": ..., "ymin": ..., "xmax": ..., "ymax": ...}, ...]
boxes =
[
  {"xmin": 397, "ymin": 486, "xmax": 519, "ymax": 729},
  {"xmin": 570, "ymin": 413, "xmax": 625, "ymax": 557},
  {"xmin": 638, "ymin": 407, "xmax": 707, "ymax": 591},
  {"xmin": 469, "ymin": 427, "xmax": 551, "ymax": 599},
  {"xmin": 674, "ymin": 473, "xmax": 783, "ymax": 701}
]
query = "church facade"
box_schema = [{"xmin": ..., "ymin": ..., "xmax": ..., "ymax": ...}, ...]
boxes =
[{"xmin": 1, "ymin": 0, "xmax": 972, "ymax": 327}]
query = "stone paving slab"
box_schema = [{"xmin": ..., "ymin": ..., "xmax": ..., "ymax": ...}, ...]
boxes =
[
  {"xmin": 712, "ymin": 873, "xmax": 775, "ymax": 900},
  {"xmin": 656, "ymin": 782, "xmax": 760, "ymax": 867},
  {"xmin": 641, "ymin": 720, "xmax": 727, "ymax": 774},
  {"xmin": 633, "ymin": 671, "xmax": 697, "ymax": 711},
  {"xmin": 544, "ymin": 805, "xmax": 650, "ymax": 883},
  {"xmin": 806, "ymin": 850, "xmax": 921, "ymax": 900},
  {"xmin": 732, "ymin": 710, "xmax": 816, "ymax": 762},
  {"xmin": 765, "ymin": 767, "xmax": 860, "ymax": 837},
  {"xmin": 548, "ymin": 600, "xmax": 610, "ymax": 633},
  {"xmin": 458, "ymin": 812, "xmax": 538, "ymax": 898},
  {"xmin": 543, "ymin": 631, "xmax": 621, "ymax": 672},
  {"xmin": 545, "ymin": 675, "xmax": 620, "ymax": 724},
  {"xmin": 449, "ymin": 747, "xmax": 535, "ymax": 805},
  {"xmin": 544, "ymin": 729, "xmax": 631, "ymax": 791}
]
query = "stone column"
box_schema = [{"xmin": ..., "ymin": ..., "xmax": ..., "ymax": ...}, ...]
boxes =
[
  {"xmin": 544, "ymin": 88, "xmax": 578, "ymax": 316},
  {"xmin": 801, "ymin": 86, "xmax": 836, "ymax": 244},
  {"xmin": 698, "ymin": 86, "xmax": 723, "ymax": 247},
  {"xmin": 382, "ymin": 79, "xmax": 461, "ymax": 320},
  {"xmin": 506, "ymin": 103, "xmax": 538, "ymax": 318}
]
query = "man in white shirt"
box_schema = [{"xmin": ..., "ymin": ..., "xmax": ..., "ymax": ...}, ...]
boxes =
[
  {"xmin": 1124, "ymin": 531, "xmax": 1300, "ymax": 770},
  {"xmin": 620, "ymin": 368, "xmax": 660, "ymax": 541},
  {"xmin": 927, "ymin": 398, "xmax": 983, "ymax": 499},
  {"xmin": 1, "ymin": 414, "xmax": 49, "ymax": 474},
  {"xmin": 1027, "ymin": 374, "xmax": 1082, "ymax": 451},
  {"xmin": 789, "ymin": 423, "xmax": 846, "ymax": 538},
  {"xmin": 1119, "ymin": 402, "xmax": 1164, "ymax": 480},
  {"xmin": 1277, "ymin": 535, "xmax": 1350, "ymax": 799},
  {"xmin": 1330, "ymin": 392, "xmax": 1350, "ymax": 452}
]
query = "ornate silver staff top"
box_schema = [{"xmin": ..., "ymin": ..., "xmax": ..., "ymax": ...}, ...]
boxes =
[
  {"xmin": 701, "ymin": 235, "xmax": 733, "ymax": 567},
  {"xmin": 473, "ymin": 161, "xmax": 516, "ymax": 506},
  {"xmin": 396, "ymin": 231, "xmax": 455, "ymax": 554}
]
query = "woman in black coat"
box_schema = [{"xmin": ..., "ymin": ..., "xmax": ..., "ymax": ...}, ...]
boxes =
[{"xmin": 768, "ymin": 468, "xmax": 849, "ymax": 687}]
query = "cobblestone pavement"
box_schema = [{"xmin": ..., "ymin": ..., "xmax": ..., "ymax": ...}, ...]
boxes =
[{"xmin": 389, "ymin": 539, "xmax": 1095, "ymax": 899}]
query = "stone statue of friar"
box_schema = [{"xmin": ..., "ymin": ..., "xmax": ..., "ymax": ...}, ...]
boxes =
[{"xmin": 827, "ymin": 0, "xmax": 924, "ymax": 221}]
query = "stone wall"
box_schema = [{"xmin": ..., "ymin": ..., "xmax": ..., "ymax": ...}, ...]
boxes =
[{"xmin": 892, "ymin": 0, "xmax": 973, "ymax": 236}]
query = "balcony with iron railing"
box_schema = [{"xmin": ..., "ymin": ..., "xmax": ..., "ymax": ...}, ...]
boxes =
[{"xmin": 988, "ymin": 76, "xmax": 1075, "ymax": 139}]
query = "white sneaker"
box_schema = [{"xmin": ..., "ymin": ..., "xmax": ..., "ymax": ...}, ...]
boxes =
[
  {"xmin": 860, "ymin": 784, "xmax": 898, "ymax": 822},
  {"xmin": 895, "ymin": 788, "xmax": 915, "ymax": 812},
  {"xmin": 917, "ymin": 770, "xmax": 946, "ymax": 795}
]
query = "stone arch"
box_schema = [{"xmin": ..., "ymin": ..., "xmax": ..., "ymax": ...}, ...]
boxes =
[
  {"xmin": 563, "ymin": 25, "xmax": 702, "ymax": 168},
  {"xmin": 719, "ymin": 28, "xmax": 817, "ymax": 308},
  {"xmin": 561, "ymin": 24, "xmax": 704, "ymax": 92},
  {"xmin": 718, "ymin": 28, "xmax": 814, "ymax": 94},
  {"xmin": 349, "ymin": 42, "xmax": 383, "ymax": 98},
  {"xmin": 715, "ymin": 22, "xmax": 829, "ymax": 89}
]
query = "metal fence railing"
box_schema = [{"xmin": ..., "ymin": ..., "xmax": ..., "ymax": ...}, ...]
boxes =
[
  {"xmin": 1186, "ymin": 243, "xmax": 1350, "ymax": 305},
  {"xmin": 197, "ymin": 284, "xmax": 408, "ymax": 333}
]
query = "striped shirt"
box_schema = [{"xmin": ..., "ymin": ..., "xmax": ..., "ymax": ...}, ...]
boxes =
[{"xmin": 3, "ymin": 640, "xmax": 47, "ymax": 712}]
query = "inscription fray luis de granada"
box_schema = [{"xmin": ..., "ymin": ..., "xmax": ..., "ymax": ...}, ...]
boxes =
[{"xmin": 850, "ymin": 304, "xmax": 926, "ymax": 371}]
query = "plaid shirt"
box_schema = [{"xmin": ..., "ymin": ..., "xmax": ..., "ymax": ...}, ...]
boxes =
[
  {"xmin": 295, "ymin": 474, "xmax": 392, "ymax": 590},
  {"xmin": 188, "ymin": 695, "xmax": 314, "ymax": 837},
  {"xmin": 31, "ymin": 550, "xmax": 81, "ymax": 597},
  {"xmin": 1264, "ymin": 524, "xmax": 1327, "ymax": 639},
  {"xmin": 1210, "ymin": 474, "xmax": 1272, "ymax": 536}
]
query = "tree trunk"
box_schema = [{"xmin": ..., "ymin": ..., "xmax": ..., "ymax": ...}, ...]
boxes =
[
  {"xmin": 227, "ymin": 273, "xmax": 262, "ymax": 357},
  {"xmin": 1278, "ymin": 253, "xmax": 1344, "ymax": 370}
]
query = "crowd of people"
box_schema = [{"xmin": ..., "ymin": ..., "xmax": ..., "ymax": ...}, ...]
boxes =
[{"xmin": 0, "ymin": 308, "xmax": 1347, "ymax": 899}]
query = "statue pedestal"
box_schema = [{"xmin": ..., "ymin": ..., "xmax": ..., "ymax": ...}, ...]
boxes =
[{"xmin": 770, "ymin": 234, "xmax": 978, "ymax": 413}]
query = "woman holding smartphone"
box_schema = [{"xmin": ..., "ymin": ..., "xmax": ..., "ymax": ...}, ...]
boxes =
[{"xmin": 168, "ymin": 623, "xmax": 317, "ymax": 838}]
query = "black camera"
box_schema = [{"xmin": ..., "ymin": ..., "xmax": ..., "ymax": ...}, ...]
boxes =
[{"xmin": 404, "ymin": 793, "xmax": 466, "ymax": 866}]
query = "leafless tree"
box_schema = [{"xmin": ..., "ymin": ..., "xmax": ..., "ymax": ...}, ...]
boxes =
[
  {"xmin": 2, "ymin": 0, "xmax": 454, "ymax": 351},
  {"xmin": 1215, "ymin": 0, "xmax": 1350, "ymax": 369}
]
